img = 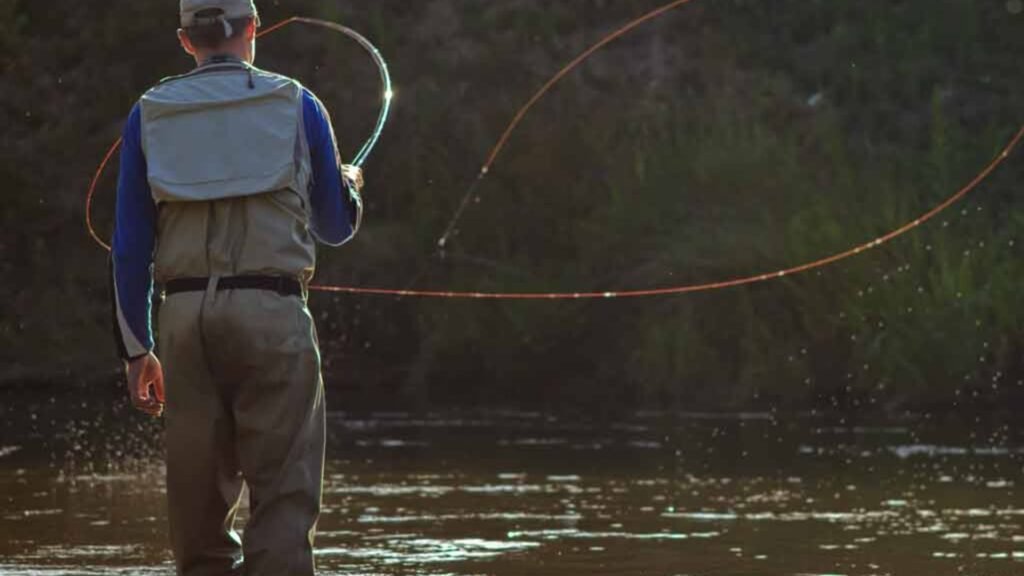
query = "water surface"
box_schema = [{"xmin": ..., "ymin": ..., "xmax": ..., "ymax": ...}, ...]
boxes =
[{"xmin": 1, "ymin": 396, "xmax": 1022, "ymax": 575}]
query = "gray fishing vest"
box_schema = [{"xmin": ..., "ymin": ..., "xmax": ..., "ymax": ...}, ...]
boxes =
[
  {"xmin": 141, "ymin": 62, "xmax": 319, "ymax": 284},
  {"xmin": 140, "ymin": 62, "xmax": 312, "ymax": 203}
]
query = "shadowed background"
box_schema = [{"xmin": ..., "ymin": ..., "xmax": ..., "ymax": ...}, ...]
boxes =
[{"xmin": 1, "ymin": 0, "xmax": 1022, "ymax": 416}]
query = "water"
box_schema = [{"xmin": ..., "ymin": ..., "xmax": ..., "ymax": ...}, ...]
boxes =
[{"xmin": 1, "ymin": 394, "xmax": 1023, "ymax": 575}]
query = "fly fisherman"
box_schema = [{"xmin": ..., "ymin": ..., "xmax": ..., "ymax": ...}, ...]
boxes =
[{"xmin": 110, "ymin": 1, "xmax": 363, "ymax": 574}]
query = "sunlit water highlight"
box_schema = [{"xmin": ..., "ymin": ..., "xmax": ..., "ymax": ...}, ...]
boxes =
[{"xmin": 1, "ymin": 407, "xmax": 1022, "ymax": 575}]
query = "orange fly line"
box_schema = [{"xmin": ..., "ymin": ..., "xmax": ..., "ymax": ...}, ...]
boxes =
[{"xmin": 85, "ymin": 1, "xmax": 1024, "ymax": 300}]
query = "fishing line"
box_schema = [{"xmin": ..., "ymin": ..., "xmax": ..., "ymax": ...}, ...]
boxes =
[
  {"xmin": 86, "ymin": 7, "xmax": 1024, "ymax": 300},
  {"xmin": 436, "ymin": 0, "xmax": 698, "ymax": 250},
  {"xmin": 313, "ymin": 124, "xmax": 1023, "ymax": 299}
]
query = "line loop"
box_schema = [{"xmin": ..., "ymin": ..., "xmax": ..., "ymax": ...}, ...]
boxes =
[{"xmin": 85, "ymin": 8, "xmax": 1023, "ymax": 301}]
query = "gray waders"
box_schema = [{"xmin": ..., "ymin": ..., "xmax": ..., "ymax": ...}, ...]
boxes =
[
  {"xmin": 140, "ymin": 62, "xmax": 333, "ymax": 576},
  {"xmin": 161, "ymin": 286, "xmax": 325, "ymax": 576}
]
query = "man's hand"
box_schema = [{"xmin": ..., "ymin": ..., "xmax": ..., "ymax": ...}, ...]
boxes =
[
  {"xmin": 126, "ymin": 353, "xmax": 165, "ymax": 418},
  {"xmin": 342, "ymin": 164, "xmax": 364, "ymax": 194}
]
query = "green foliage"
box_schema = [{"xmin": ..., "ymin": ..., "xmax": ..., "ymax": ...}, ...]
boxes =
[{"xmin": 2, "ymin": 0, "xmax": 1021, "ymax": 414}]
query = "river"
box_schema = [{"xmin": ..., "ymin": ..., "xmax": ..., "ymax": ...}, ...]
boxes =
[{"xmin": 1, "ymin": 387, "xmax": 1022, "ymax": 575}]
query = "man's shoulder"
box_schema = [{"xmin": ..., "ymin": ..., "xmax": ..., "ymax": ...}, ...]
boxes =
[
  {"xmin": 297, "ymin": 84, "xmax": 328, "ymax": 114},
  {"xmin": 250, "ymin": 66, "xmax": 304, "ymax": 89}
]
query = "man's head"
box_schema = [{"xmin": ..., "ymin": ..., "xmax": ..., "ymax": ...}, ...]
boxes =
[{"xmin": 178, "ymin": 0, "xmax": 261, "ymax": 64}]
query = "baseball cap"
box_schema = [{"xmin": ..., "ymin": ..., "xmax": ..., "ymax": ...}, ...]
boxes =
[{"xmin": 180, "ymin": 0, "xmax": 259, "ymax": 28}]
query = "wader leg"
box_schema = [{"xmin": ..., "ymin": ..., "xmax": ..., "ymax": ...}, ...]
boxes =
[
  {"xmin": 161, "ymin": 294, "xmax": 245, "ymax": 576},
  {"xmin": 211, "ymin": 291, "xmax": 326, "ymax": 576}
]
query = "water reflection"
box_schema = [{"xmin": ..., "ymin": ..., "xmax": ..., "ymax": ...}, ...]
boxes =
[{"xmin": 2, "ymin": 411, "xmax": 1023, "ymax": 575}]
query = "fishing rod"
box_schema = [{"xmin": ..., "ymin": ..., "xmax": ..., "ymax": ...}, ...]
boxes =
[{"xmin": 260, "ymin": 17, "xmax": 394, "ymax": 168}]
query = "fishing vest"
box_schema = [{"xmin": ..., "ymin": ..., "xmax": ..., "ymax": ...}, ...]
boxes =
[
  {"xmin": 140, "ymin": 61, "xmax": 312, "ymax": 203},
  {"xmin": 142, "ymin": 61, "xmax": 319, "ymax": 284}
]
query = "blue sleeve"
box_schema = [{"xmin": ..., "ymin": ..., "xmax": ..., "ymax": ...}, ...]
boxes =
[
  {"xmin": 110, "ymin": 103, "xmax": 156, "ymax": 360},
  {"xmin": 302, "ymin": 88, "xmax": 362, "ymax": 246}
]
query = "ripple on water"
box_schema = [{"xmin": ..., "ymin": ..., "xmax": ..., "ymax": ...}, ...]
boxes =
[
  {"xmin": 5, "ymin": 509, "xmax": 63, "ymax": 520},
  {"xmin": 327, "ymin": 484, "xmax": 456, "ymax": 497},
  {"xmin": 502, "ymin": 437, "xmax": 569, "ymax": 447},
  {"xmin": 316, "ymin": 538, "xmax": 541, "ymax": 565},
  {"xmin": 358, "ymin": 511, "xmax": 584, "ymax": 524},
  {"xmin": 14, "ymin": 545, "xmax": 144, "ymax": 560},
  {"xmin": 0, "ymin": 567, "xmax": 171, "ymax": 576},
  {"xmin": 663, "ymin": 509, "xmax": 906, "ymax": 525},
  {"xmin": 355, "ymin": 439, "xmax": 430, "ymax": 448},
  {"xmin": 888, "ymin": 444, "xmax": 1020, "ymax": 459},
  {"xmin": 506, "ymin": 529, "xmax": 720, "ymax": 541}
]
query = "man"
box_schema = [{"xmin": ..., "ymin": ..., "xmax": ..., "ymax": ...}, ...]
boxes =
[{"xmin": 110, "ymin": 1, "xmax": 363, "ymax": 574}]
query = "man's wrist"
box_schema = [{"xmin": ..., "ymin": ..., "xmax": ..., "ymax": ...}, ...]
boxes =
[{"xmin": 123, "ymin": 351, "xmax": 151, "ymax": 366}]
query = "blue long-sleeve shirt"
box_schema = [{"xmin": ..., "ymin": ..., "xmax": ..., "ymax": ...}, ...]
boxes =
[{"xmin": 111, "ymin": 87, "xmax": 358, "ymax": 360}]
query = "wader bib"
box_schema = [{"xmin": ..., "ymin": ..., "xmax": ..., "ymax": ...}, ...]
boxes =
[{"xmin": 141, "ymin": 61, "xmax": 324, "ymax": 576}]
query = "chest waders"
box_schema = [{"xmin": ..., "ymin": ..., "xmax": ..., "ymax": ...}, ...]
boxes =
[{"xmin": 142, "ymin": 60, "xmax": 325, "ymax": 576}]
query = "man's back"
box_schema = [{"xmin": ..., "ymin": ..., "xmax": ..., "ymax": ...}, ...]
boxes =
[
  {"xmin": 141, "ymin": 64, "xmax": 309, "ymax": 204},
  {"xmin": 142, "ymin": 62, "xmax": 320, "ymax": 285}
]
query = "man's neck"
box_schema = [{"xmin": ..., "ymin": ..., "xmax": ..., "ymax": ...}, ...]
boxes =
[
  {"xmin": 194, "ymin": 47, "xmax": 252, "ymax": 68},
  {"xmin": 198, "ymin": 54, "xmax": 244, "ymax": 67}
]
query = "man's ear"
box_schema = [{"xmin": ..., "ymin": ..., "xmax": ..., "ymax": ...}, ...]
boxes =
[
  {"xmin": 244, "ymin": 19, "xmax": 258, "ymax": 41},
  {"xmin": 177, "ymin": 29, "xmax": 197, "ymax": 56}
]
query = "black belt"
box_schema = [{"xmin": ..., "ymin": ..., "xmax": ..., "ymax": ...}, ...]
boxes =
[{"xmin": 164, "ymin": 276, "xmax": 303, "ymax": 297}]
